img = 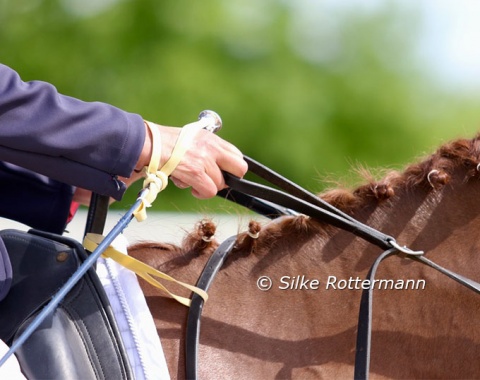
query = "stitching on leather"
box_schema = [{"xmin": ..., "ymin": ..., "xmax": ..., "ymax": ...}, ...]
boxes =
[
  {"xmin": 84, "ymin": 276, "xmax": 127, "ymax": 378},
  {"xmin": 63, "ymin": 276, "xmax": 128, "ymax": 379},
  {"xmin": 0, "ymin": 234, "xmax": 67, "ymax": 254},
  {"xmin": 60, "ymin": 300, "xmax": 105, "ymax": 380}
]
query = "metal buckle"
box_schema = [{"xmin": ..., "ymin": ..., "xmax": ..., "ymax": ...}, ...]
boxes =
[{"xmin": 388, "ymin": 239, "xmax": 424, "ymax": 256}]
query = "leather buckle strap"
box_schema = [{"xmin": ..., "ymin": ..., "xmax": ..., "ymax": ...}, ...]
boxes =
[
  {"xmin": 224, "ymin": 156, "xmax": 424, "ymax": 255},
  {"xmin": 412, "ymin": 255, "xmax": 480, "ymax": 294}
]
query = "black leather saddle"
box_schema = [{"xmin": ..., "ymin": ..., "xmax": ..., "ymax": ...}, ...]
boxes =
[{"xmin": 0, "ymin": 229, "xmax": 133, "ymax": 379}]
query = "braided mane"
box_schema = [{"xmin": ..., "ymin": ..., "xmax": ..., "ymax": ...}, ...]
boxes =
[
  {"xmin": 320, "ymin": 134, "xmax": 480, "ymax": 213},
  {"xmin": 131, "ymin": 133, "xmax": 480, "ymax": 380},
  {"xmin": 129, "ymin": 134, "xmax": 480, "ymax": 263}
]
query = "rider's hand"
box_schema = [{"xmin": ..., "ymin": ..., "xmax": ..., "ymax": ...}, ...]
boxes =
[
  {"xmin": 73, "ymin": 123, "xmax": 248, "ymax": 205},
  {"xmin": 154, "ymin": 126, "xmax": 248, "ymax": 199}
]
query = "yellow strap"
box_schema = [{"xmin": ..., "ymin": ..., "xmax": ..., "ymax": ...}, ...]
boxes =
[
  {"xmin": 145, "ymin": 120, "xmax": 162, "ymax": 180},
  {"xmin": 133, "ymin": 121, "xmax": 206, "ymax": 222},
  {"xmin": 84, "ymin": 233, "xmax": 208, "ymax": 307},
  {"xmin": 159, "ymin": 120, "xmax": 208, "ymax": 175}
]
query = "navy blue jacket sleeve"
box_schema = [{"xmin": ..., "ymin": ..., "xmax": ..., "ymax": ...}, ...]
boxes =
[
  {"xmin": 0, "ymin": 63, "xmax": 145, "ymax": 200},
  {"xmin": 0, "ymin": 162, "xmax": 75, "ymax": 234}
]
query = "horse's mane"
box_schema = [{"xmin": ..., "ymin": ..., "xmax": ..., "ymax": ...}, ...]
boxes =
[
  {"xmin": 321, "ymin": 134, "xmax": 480, "ymax": 211},
  {"xmin": 129, "ymin": 134, "xmax": 480, "ymax": 264}
]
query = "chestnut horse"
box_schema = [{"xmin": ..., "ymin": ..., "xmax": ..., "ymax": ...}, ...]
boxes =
[{"xmin": 129, "ymin": 135, "xmax": 480, "ymax": 379}]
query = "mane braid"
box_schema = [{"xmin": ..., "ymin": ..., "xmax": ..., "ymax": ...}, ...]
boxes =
[
  {"xmin": 181, "ymin": 219, "xmax": 219, "ymax": 256},
  {"xmin": 318, "ymin": 133, "xmax": 480, "ymax": 215},
  {"xmin": 231, "ymin": 133, "xmax": 480, "ymax": 258},
  {"xmin": 130, "ymin": 135, "xmax": 480, "ymax": 267}
]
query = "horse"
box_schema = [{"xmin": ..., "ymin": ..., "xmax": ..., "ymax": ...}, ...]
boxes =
[{"xmin": 129, "ymin": 134, "xmax": 480, "ymax": 379}]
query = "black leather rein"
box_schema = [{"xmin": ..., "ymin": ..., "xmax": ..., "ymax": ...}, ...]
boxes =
[{"xmin": 184, "ymin": 156, "xmax": 480, "ymax": 380}]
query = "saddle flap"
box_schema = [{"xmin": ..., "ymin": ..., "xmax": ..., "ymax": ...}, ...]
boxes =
[{"xmin": 0, "ymin": 229, "xmax": 78, "ymax": 342}]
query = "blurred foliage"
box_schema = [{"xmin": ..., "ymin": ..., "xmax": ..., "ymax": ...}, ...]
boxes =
[{"xmin": 1, "ymin": 0, "xmax": 479, "ymax": 214}]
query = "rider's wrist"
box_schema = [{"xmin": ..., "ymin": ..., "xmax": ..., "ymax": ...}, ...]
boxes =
[{"xmin": 135, "ymin": 121, "xmax": 154, "ymax": 173}]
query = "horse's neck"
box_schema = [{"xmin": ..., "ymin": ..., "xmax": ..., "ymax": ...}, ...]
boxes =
[
  {"xmin": 254, "ymin": 166, "xmax": 480, "ymax": 282},
  {"xmin": 232, "ymin": 165, "xmax": 480, "ymax": 343},
  {"xmin": 349, "ymin": 167, "xmax": 480, "ymax": 269}
]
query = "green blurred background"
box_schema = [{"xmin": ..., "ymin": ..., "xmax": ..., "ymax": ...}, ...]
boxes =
[{"xmin": 1, "ymin": 0, "xmax": 479, "ymax": 214}]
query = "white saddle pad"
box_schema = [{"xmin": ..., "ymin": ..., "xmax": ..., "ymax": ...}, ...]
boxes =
[
  {"xmin": 96, "ymin": 235, "xmax": 171, "ymax": 380},
  {"xmin": 0, "ymin": 340, "xmax": 26, "ymax": 380}
]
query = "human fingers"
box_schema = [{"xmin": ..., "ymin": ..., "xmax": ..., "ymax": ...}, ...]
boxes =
[
  {"xmin": 213, "ymin": 138, "xmax": 248, "ymax": 178},
  {"xmin": 217, "ymin": 148, "xmax": 248, "ymax": 179},
  {"xmin": 191, "ymin": 175, "xmax": 220, "ymax": 199},
  {"xmin": 189, "ymin": 130, "xmax": 248, "ymax": 178},
  {"xmin": 177, "ymin": 134, "xmax": 248, "ymax": 196},
  {"xmin": 171, "ymin": 156, "xmax": 225, "ymax": 199},
  {"xmin": 170, "ymin": 176, "xmax": 190, "ymax": 189},
  {"xmin": 154, "ymin": 125, "xmax": 247, "ymax": 198}
]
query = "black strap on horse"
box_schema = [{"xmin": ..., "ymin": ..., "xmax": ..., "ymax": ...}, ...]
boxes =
[
  {"xmin": 185, "ymin": 236, "xmax": 237, "ymax": 379},
  {"xmin": 219, "ymin": 156, "xmax": 395, "ymax": 250},
  {"xmin": 187, "ymin": 155, "xmax": 480, "ymax": 380},
  {"xmin": 187, "ymin": 155, "xmax": 399, "ymax": 379},
  {"xmin": 353, "ymin": 248, "xmax": 480, "ymax": 380}
]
